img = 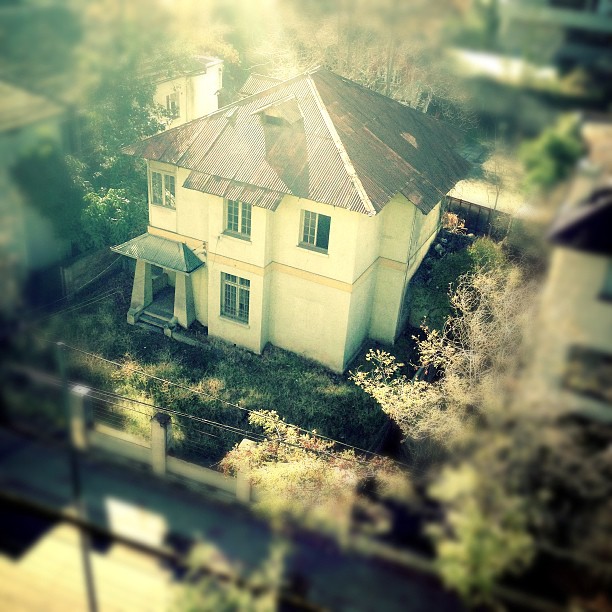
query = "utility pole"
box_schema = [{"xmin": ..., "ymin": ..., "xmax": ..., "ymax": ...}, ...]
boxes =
[{"xmin": 56, "ymin": 342, "xmax": 98, "ymax": 612}]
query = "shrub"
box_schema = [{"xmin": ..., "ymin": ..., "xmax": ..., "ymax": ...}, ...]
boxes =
[{"xmin": 520, "ymin": 114, "xmax": 584, "ymax": 193}]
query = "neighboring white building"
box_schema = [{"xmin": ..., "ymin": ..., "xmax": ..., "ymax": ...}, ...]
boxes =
[
  {"xmin": 0, "ymin": 81, "xmax": 69, "ymax": 315},
  {"xmin": 112, "ymin": 68, "xmax": 470, "ymax": 372},
  {"xmin": 532, "ymin": 114, "xmax": 612, "ymax": 421},
  {"xmin": 150, "ymin": 56, "xmax": 223, "ymax": 130},
  {"xmin": 499, "ymin": 0, "xmax": 612, "ymax": 71}
]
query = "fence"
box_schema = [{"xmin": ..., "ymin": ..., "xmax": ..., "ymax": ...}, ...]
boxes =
[
  {"xmin": 445, "ymin": 196, "xmax": 514, "ymax": 240},
  {"xmin": 1, "ymin": 366, "xmax": 254, "ymax": 504},
  {"xmin": 74, "ymin": 385, "xmax": 254, "ymax": 503}
]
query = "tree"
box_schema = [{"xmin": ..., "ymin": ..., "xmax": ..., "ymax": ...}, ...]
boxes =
[
  {"xmin": 520, "ymin": 114, "xmax": 585, "ymax": 193},
  {"xmin": 220, "ymin": 410, "xmax": 411, "ymax": 539},
  {"xmin": 173, "ymin": 538, "xmax": 287, "ymax": 612},
  {"xmin": 352, "ymin": 262, "xmax": 548, "ymax": 600}
]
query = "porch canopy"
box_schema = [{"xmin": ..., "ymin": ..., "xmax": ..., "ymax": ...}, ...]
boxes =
[{"xmin": 111, "ymin": 233, "xmax": 204, "ymax": 273}]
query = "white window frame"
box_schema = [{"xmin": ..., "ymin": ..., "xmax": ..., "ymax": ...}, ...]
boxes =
[
  {"xmin": 221, "ymin": 273, "xmax": 250, "ymax": 324},
  {"xmin": 299, "ymin": 209, "xmax": 331, "ymax": 253},
  {"xmin": 166, "ymin": 92, "xmax": 180, "ymax": 118},
  {"xmin": 224, "ymin": 199, "xmax": 252, "ymax": 240},
  {"xmin": 150, "ymin": 169, "xmax": 176, "ymax": 209}
]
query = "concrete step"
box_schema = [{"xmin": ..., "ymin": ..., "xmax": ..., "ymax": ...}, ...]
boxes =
[
  {"xmin": 143, "ymin": 308, "xmax": 173, "ymax": 323},
  {"xmin": 138, "ymin": 313, "xmax": 167, "ymax": 329}
]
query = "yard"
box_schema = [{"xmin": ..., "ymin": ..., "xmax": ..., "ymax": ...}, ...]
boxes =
[{"xmin": 8, "ymin": 268, "xmax": 398, "ymax": 462}]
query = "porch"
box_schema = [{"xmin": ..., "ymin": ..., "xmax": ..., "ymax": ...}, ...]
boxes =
[{"xmin": 110, "ymin": 233, "xmax": 206, "ymax": 333}]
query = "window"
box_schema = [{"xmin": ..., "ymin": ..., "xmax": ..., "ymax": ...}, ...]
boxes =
[
  {"xmin": 221, "ymin": 273, "xmax": 250, "ymax": 323},
  {"xmin": 564, "ymin": 345, "xmax": 612, "ymax": 405},
  {"xmin": 150, "ymin": 170, "xmax": 176, "ymax": 208},
  {"xmin": 300, "ymin": 210, "xmax": 331, "ymax": 252},
  {"xmin": 166, "ymin": 92, "xmax": 179, "ymax": 118},
  {"xmin": 225, "ymin": 200, "xmax": 252, "ymax": 239}
]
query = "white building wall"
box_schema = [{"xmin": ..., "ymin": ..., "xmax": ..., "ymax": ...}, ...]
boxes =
[
  {"xmin": 176, "ymin": 167, "xmax": 209, "ymax": 240},
  {"xmin": 267, "ymin": 270, "xmax": 351, "ymax": 371},
  {"xmin": 532, "ymin": 247, "xmax": 612, "ymax": 420}
]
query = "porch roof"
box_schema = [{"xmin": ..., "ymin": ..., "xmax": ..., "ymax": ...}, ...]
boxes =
[{"xmin": 111, "ymin": 233, "xmax": 204, "ymax": 273}]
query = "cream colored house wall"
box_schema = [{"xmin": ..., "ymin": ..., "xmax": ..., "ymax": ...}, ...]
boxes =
[
  {"xmin": 176, "ymin": 168, "xmax": 209, "ymax": 240},
  {"xmin": 209, "ymin": 197, "xmax": 269, "ymax": 268},
  {"xmin": 154, "ymin": 67, "xmax": 222, "ymax": 130},
  {"xmin": 270, "ymin": 195, "xmax": 358, "ymax": 284},
  {"xmin": 191, "ymin": 266, "xmax": 208, "ymax": 325},
  {"xmin": 191, "ymin": 67, "xmax": 222, "ymax": 120},
  {"xmin": 344, "ymin": 265, "xmax": 377, "ymax": 366},
  {"xmin": 154, "ymin": 77, "xmax": 188, "ymax": 130},
  {"xmin": 379, "ymin": 195, "xmax": 415, "ymax": 263},
  {"xmin": 532, "ymin": 247, "xmax": 612, "ymax": 420},
  {"xmin": 148, "ymin": 161, "xmax": 178, "ymax": 233},
  {"xmin": 144, "ymin": 162, "xmax": 442, "ymax": 371},
  {"xmin": 267, "ymin": 270, "xmax": 351, "ymax": 370}
]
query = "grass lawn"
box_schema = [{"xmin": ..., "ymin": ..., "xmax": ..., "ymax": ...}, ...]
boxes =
[{"xmin": 12, "ymin": 269, "xmax": 397, "ymax": 462}]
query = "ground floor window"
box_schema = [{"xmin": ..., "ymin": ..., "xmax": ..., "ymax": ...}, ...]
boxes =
[
  {"xmin": 564, "ymin": 345, "xmax": 612, "ymax": 405},
  {"xmin": 221, "ymin": 273, "xmax": 250, "ymax": 323}
]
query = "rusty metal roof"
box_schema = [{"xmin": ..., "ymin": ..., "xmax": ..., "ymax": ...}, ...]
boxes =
[
  {"xmin": 238, "ymin": 74, "xmax": 281, "ymax": 97},
  {"xmin": 111, "ymin": 233, "xmax": 204, "ymax": 273},
  {"xmin": 123, "ymin": 68, "xmax": 471, "ymax": 215}
]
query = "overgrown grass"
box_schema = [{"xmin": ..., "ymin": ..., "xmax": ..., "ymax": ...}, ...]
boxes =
[{"xmin": 15, "ymin": 271, "xmax": 386, "ymax": 461}]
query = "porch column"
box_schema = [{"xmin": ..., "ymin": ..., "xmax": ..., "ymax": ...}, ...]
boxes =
[
  {"xmin": 130, "ymin": 260, "xmax": 153, "ymax": 310},
  {"xmin": 174, "ymin": 272, "xmax": 195, "ymax": 328}
]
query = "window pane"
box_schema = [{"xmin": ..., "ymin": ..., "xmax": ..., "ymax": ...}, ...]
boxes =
[
  {"xmin": 238, "ymin": 287, "xmax": 250, "ymax": 322},
  {"xmin": 316, "ymin": 214, "xmax": 331, "ymax": 250},
  {"xmin": 241, "ymin": 202, "xmax": 252, "ymax": 236},
  {"xmin": 302, "ymin": 211, "xmax": 316, "ymax": 245},
  {"xmin": 152, "ymin": 172, "xmax": 163, "ymax": 205},
  {"xmin": 227, "ymin": 200, "xmax": 239, "ymax": 232},
  {"xmin": 165, "ymin": 175, "xmax": 176, "ymax": 208},
  {"xmin": 224, "ymin": 282, "xmax": 237, "ymax": 317}
]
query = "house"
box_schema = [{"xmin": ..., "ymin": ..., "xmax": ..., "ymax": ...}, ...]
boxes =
[
  {"xmin": 149, "ymin": 56, "xmax": 223, "ymax": 130},
  {"xmin": 532, "ymin": 113, "xmax": 612, "ymax": 420},
  {"xmin": 0, "ymin": 80, "xmax": 69, "ymax": 315},
  {"xmin": 498, "ymin": 0, "xmax": 612, "ymax": 73},
  {"xmin": 112, "ymin": 68, "xmax": 470, "ymax": 372}
]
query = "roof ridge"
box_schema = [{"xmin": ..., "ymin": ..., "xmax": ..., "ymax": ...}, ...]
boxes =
[{"xmin": 305, "ymin": 74, "xmax": 377, "ymax": 216}]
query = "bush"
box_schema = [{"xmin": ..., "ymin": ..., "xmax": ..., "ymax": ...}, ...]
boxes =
[
  {"xmin": 409, "ymin": 237, "xmax": 507, "ymax": 330},
  {"xmin": 520, "ymin": 115, "xmax": 584, "ymax": 193}
]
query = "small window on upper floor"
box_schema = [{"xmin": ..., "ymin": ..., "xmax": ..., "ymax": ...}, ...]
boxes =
[
  {"xmin": 601, "ymin": 259, "xmax": 612, "ymax": 302},
  {"xmin": 224, "ymin": 200, "xmax": 251, "ymax": 239},
  {"xmin": 299, "ymin": 210, "xmax": 330, "ymax": 253},
  {"xmin": 150, "ymin": 170, "xmax": 176, "ymax": 209},
  {"xmin": 166, "ymin": 92, "xmax": 180, "ymax": 118}
]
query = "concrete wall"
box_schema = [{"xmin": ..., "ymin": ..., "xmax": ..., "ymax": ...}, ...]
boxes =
[{"xmin": 532, "ymin": 247, "xmax": 612, "ymax": 420}]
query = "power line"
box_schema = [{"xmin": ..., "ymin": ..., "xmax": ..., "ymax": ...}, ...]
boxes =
[
  {"xmin": 40, "ymin": 338, "xmax": 404, "ymax": 466},
  {"xmin": 31, "ymin": 289, "xmax": 122, "ymax": 325},
  {"xmin": 24, "ymin": 256, "xmax": 122, "ymax": 316},
  {"xmin": 8, "ymin": 353, "xmax": 408, "ymax": 472}
]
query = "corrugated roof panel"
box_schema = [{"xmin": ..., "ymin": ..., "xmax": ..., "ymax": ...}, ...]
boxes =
[
  {"xmin": 123, "ymin": 68, "xmax": 472, "ymax": 216},
  {"xmin": 111, "ymin": 233, "xmax": 204, "ymax": 273}
]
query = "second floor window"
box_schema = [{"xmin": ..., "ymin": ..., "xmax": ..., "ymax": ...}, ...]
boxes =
[
  {"xmin": 151, "ymin": 170, "xmax": 175, "ymax": 208},
  {"xmin": 225, "ymin": 200, "xmax": 252, "ymax": 239},
  {"xmin": 300, "ymin": 210, "xmax": 331, "ymax": 252},
  {"xmin": 166, "ymin": 92, "xmax": 179, "ymax": 118}
]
